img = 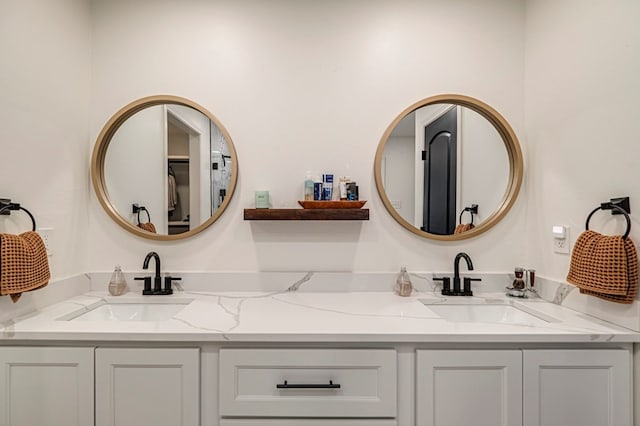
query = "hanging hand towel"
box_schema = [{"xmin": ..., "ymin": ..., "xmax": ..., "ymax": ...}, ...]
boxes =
[
  {"xmin": 566, "ymin": 230, "xmax": 638, "ymax": 304},
  {"xmin": 454, "ymin": 223, "xmax": 475, "ymax": 234},
  {"xmin": 0, "ymin": 231, "xmax": 50, "ymax": 302},
  {"xmin": 138, "ymin": 222, "xmax": 157, "ymax": 233}
]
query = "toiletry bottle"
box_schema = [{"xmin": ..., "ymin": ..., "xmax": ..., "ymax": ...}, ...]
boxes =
[
  {"xmin": 347, "ymin": 182, "xmax": 359, "ymax": 201},
  {"xmin": 395, "ymin": 266, "xmax": 413, "ymax": 297},
  {"xmin": 304, "ymin": 171, "xmax": 314, "ymax": 201},
  {"xmin": 339, "ymin": 176, "xmax": 351, "ymax": 200},
  {"xmin": 108, "ymin": 265, "xmax": 128, "ymax": 296},
  {"xmin": 313, "ymin": 176, "xmax": 323, "ymax": 200},
  {"xmin": 322, "ymin": 174, "xmax": 334, "ymax": 200}
]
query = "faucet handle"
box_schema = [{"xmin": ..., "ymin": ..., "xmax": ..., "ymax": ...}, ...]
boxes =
[
  {"xmin": 135, "ymin": 276, "xmax": 153, "ymax": 295},
  {"xmin": 162, "ymin": 276, "xmax": 181, "ymax": 295},
  {"xmin": 463, "ymin": 277, "xmax": 482, "ymax": 296},
  {"xmin": 433, "ymin": 276, "xmax": 451, "ymax": 295}
]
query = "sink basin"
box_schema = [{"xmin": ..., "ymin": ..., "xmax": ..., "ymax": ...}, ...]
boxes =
[
  {"xmin": 420, "ymin": 299, "xmax": 558, "ymax": 326},
  {"xmin": 60, "ymin": 298, "xmax": 193, "ymax": 322}
]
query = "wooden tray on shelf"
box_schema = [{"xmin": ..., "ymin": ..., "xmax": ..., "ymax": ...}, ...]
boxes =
[{"xmin": 298, "ymin": 200, "xmax": 367, "ymax": 209}]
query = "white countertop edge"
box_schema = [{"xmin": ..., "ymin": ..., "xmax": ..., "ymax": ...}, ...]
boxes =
[{"xmin": 0, "ymin": 332, "xmax": 635, "ymax": 343}]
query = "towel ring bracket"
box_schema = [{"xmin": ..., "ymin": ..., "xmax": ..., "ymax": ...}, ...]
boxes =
[
  {"xmin": 132, "ymin": 204, "xmax": 151, "ymax": 225},
  {"xmin": 0, "ymin": 199, "xmax": 37, "ymax": 231},
  {"xmin": 585, "ymin": 197, "xmax": 631, "ymax": 239},
  {"xmin": 458, "ymin": 204, "xmax": 479, "ymax": 225}
]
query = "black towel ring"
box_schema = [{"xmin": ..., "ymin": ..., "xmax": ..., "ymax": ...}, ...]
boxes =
[
  {"xmin": 458, "ymin": 209, "xmax": 474, "ymax": 225},
  {"xmin": 136, "ymin": 207, "xmax": 151, "ymax": 225},
  {"xmin": 0, "ymin": 205, "xmax": 37, "ymax": 232},
  {"xmin": 458, "ymin": 204, "xmax": 478, "ymax": 225},
  {"xmin": 585, "ymin": 205, "xmax": 631, "ymax": 239}
]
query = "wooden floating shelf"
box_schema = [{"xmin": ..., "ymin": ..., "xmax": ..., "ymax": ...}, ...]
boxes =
[{"xmin": 244, "ymin": 208, "xmax": 369, "ymax": 221}]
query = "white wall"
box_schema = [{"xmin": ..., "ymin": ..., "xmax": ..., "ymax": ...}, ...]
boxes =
[
  {"xmin": 525, "ymin": 0, "xmax": 640, "ymax": 280},
  {"xmin": 89, "ymin": 0, "xmax": 526, "ymax": 274},
  {"xmin": 524, "ymin": 0, "xmax": 640, "ymax": 326},
  {"xmin": 0, "ymin": 0, "xmax": 91, "ymax": 280}
]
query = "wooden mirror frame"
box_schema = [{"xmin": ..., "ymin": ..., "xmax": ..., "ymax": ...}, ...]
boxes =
[
  {"xmin": 91, "ymin": 95, "xmax": 238, "ymax": 241},
  {"xmin": 374, "ymin": 94, "xmax": 523, "ymax": 241}
]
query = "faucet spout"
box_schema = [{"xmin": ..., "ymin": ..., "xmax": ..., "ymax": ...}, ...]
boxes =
[
  {"xmin": 142, "ymin": 251, "xmax": 161, "ymax": 279},
  {"xmin": 454, "ymin": 252, "xmax": 474, "ymax": 279}
]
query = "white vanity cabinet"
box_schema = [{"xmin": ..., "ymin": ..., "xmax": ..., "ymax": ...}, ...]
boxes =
[
  {"xmin": 523, "ymin": 349, "xmax": 631, "ymax": 426},
  {"xmin": 0, "ymin": 346, "xmax": 94, "ymax": 426},
  {"xmin": 95, "ymin": 347, "xmax": 200, "ymax": 426},
  {"xmin": 416, "ymin": 350, "xmax": 523, "ymax": 426},
  {"xmin": 218, "ymin": 348, "xmax": 397, "ymax": 425},
  {"xmin": 416, "ymin": 348, "xmax": 632, "ymax": 426}
]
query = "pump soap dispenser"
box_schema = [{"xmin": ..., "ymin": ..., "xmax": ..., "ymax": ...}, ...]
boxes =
[
  {"xmin": 395, "ymin": 266, "xmax": 413, "ymax": 297},
  {"xmin": 108, "ymin": 265, "xmax": 129, "ymax": 296}
]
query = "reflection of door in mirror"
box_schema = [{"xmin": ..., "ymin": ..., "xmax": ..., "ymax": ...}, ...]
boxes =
[
  {"xmin": 166, "ymin": 105, "xmax": 214, "ymax": 235},
  {"xmin": 422, "ymin": 107, "xmax": 457, "ymax": 235},
  {"xmin": 167, "ymin": 117, "xmax": 191, "ymax": 234}
]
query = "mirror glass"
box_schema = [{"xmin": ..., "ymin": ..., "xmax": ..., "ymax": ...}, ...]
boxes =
[
  {"xmin": 374, "ymin": 94, "xmax": 522, "ymax": 241},
  {"xmin": 92, "ymin": 96, "xmax": 238, "ymax": 240}
]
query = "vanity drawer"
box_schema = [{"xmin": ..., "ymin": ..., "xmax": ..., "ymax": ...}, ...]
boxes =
[{"xmin": 219, "ymin": 349, "xmax": 397, "ymax": 418}]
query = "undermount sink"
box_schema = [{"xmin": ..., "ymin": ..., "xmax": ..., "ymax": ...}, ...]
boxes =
[
  {"xmin": 60, "ymin": 298, "xmax": 193, "ymax": 322},
  {"xmin": 420, "ymin": 299, "xmax": 559, "ymax": 326}
]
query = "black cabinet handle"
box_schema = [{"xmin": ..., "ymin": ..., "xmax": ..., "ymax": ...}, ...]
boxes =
[{"xmin": 276, "ymin": 380, "xmax": 341, "ymax": 389}]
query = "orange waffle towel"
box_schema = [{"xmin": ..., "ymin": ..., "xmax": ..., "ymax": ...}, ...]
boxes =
[
  {"xmin": 0, "ymin": 231, "xmax": 50, "ymax": 303},
  {"xmin": 138, "ymin": 222, "xmax": 157, "ymax": 233},
  {"xmin": 454, "ymin": 223, "xmax": 475, "ymax": 234},
  {"xmin": 566, "ymin": 230, "xmax": 638, "ymax": 304}
]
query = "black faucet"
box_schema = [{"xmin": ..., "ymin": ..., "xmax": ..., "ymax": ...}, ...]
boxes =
[
  {"xmin": 135, "ymin": 251, "xmax": 178, "ymax": 295},
  {"xmin": 453, "ymin": 252, "xmax": 473, "ymax": 295},
  {"xmin": 435, "ymin": 252, "xmax": 481, "ymax": 296},
  {"xmin": 143, "ymin": 251, "xmax": 162, "ymax": 293}
]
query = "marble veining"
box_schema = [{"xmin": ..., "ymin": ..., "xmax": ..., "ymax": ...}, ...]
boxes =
[{"xmin": 552, "ymin": 282, "xmax": 576, "ymax": 304}]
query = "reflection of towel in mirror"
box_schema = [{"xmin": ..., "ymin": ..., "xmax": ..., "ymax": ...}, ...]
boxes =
[
  {"xmin": 168, "ymin": 174, "xmax": 177, "ymax": 212},
  {"xmin": 138, "ymin": 222, "xmax": 157, "ymax": 233},
  {"xmin": 0, "ymin": 231, "xmax": 50, "ymax": 303},
  {"xmin": 454, "ymin": 223, "xmax": 475, "ymax": 234},
  {"xmin": 566, "ymin": 230, "xmax": 638, "ymax": 304}
]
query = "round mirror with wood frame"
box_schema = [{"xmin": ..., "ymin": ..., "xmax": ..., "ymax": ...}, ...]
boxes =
[
  {"xmin": 374, "ymin": 94, "xmax": 523, "ymax": 241},
  {"xmin": 92, "ymin": 95, "xmax": 238, "ymax": 241}
]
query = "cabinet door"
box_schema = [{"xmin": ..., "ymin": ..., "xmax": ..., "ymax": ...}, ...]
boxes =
[
  {"xmin": 95, "ymin": 347, "xmax": 199, "ymax": 426},
  {"xmin": 0, "ymin": 346, "xmax": 94, "ymax": 426},
  {"xmin": 416, "ymin": 350, "xmax": 522, "ymax": 426},
  {"xmin": 523, "ymin": 349, "xmax": 631, "ymax": 426}
]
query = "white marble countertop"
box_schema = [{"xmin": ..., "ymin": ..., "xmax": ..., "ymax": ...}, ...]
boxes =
[{"xmin": 1, "ymin": 290, "xmax": 638, "ymax": 343}]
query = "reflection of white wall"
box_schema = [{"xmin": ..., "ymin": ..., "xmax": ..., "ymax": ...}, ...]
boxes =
[
  {"xmin": 382, "ymin": 136, "xmax": 414, "ymax": 221},
  {"xmin": 105, "ymin": 106, "xmax": 167, "ymax": 233},
  {"xmin": 459, "ymin": 107, "xmax": 508, "ymax": 224}
]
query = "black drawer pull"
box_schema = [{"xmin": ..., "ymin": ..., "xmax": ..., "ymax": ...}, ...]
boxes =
[{"xmin": 276, "ymin": 380, "xmax": 341, "ymax": 389}]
